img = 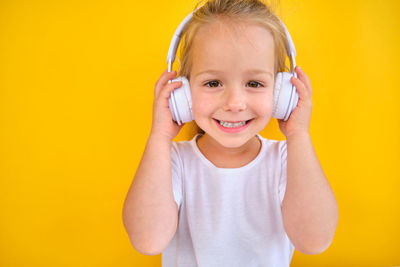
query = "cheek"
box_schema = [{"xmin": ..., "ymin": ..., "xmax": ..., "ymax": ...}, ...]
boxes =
[
  {"xmin": 253, "ymin": 92, "xmax": 274, "ymax": 114},
  {"xmin": 191, "ymin": 91, "xmax": 216, "ymax": 117}
]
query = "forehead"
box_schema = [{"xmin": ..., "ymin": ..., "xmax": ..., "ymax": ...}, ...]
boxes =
[{"xmin": 191, "ymin": 19, "xmax": 275, "ymax": 73}]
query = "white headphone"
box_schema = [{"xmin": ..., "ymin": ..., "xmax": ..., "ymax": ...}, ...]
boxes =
[{"xmin": 167, "ymin": 8, "xmax": 299, "ymax": 125}]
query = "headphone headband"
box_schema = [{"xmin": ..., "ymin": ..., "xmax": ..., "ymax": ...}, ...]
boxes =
[
  {"xmin": 167, "ymin": 10, "xmax": 195, "ymax": 72},
  {"xmin": 167, "ymin": 7, "xmax": 297, "ymax": 74}
]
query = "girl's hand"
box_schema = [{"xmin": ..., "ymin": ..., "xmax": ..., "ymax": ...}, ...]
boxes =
[
  {"xmin": 277, "ymin": 66, "xmax": 313, "ymax": 138},
  {"xmin": 150, "ymin": 69, "xmax": 185, "ymax": 140}
]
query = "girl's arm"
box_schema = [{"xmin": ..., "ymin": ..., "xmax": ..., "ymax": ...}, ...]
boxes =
[
  {"xmin": 282, "ymin": 133, "xmax": 338, "ymax": 254},
  {"xmin": 278, "ymin": 66, "xmax": 339, "ymax": 254},
  {"xmin": 122, "ymin": 133, "xmax": 178, "ymax": 255},
  {"xmin": 122, "ymin": 70, "xmax": 184, "ymax": 255}
]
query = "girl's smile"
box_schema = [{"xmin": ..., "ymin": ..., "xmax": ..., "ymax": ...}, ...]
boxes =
[{"xmin": 213, "ymin": 118, "xmax": 254, "ymax": 133}]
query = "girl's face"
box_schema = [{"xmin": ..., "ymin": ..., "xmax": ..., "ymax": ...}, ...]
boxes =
[{"xmin": 189, "ymin": 20, "xmax": 275, "ymax": 148}]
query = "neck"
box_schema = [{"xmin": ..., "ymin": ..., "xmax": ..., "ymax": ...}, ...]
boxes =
[{"xmin": 195, "ymin": 133, "xmax": 262, "ymax": 168}]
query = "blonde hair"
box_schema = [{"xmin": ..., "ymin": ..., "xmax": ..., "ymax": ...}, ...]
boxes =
[{"xmin": 177, "ymin": 0, "xmax": 293, "ymax": 136}]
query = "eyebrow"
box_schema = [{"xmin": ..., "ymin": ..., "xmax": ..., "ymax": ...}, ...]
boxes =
[{"xmin": 194, "ymin": 69, "xmax": 273, "ymax": 78}]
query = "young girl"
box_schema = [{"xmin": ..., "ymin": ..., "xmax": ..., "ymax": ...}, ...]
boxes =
[{"xmin": 123, "ymin": 0, "xmax": 338, "ymax": 266}]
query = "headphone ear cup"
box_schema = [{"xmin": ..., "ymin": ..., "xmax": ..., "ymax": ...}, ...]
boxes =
[
  {"xmin": 272, "ymin": 72, "xmax": 299, "ymax": 121},
  {"xmin": 272, "ymin": 72, "xmax": 284, "ymax": 119},
  {"xmin": 168, "ymin": 76, "xmax": 194, "ymax": 125}
]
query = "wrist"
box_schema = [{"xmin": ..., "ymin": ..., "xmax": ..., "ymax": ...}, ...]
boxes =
[
  {"xmin": 286, "ymin": 131, "xmax": 311, "ymax": 142},
  {"xmin": 149, "ymin": 131, "xmax": 174, "ymax": 143}
]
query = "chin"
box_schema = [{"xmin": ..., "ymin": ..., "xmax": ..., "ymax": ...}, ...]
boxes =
[
  {"xmin": 210, "ymin": 132, "xmax": 256, "ymax": 149},
  {"xmin": 226, "ymin": 136, "xmax": 251, "ymax": 146}
]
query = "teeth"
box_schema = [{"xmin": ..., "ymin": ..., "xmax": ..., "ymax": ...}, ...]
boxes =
[{"xmin": 219, "ymin": 120, "xmax": 247, "ymax": 128}]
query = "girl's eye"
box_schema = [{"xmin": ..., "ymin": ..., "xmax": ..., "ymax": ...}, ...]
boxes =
[
  {"xmin": 204, "ymin": 80, "xmax": 221, "ymax": 88},
  {"xmin": 247, "ymin": 81, "xmax": 264, "ymax": 88},
  {"xmin": 204, "ymin": 80, "xmax": 264, "ymax": 88}
]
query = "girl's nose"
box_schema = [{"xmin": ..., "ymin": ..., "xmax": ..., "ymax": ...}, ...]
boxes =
[{"xmin": 222, "ymin": 88, "xmax": 247, "ymax": 112}]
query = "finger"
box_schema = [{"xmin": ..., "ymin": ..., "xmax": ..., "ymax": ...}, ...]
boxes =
[
  {"xmin": 155, "ymin": 68, "xmax": 168, "ymax": 88},
  {"xmin": 291, "ymin": 76, "xmax": 310, "ymax": 100},
  {"xmin": 295, "ymin": 66, "xmax": 312, "ymax": 91},
  {"xmin": 158, "ymin": 80, "xmax": 183, "ymax": 99},
  {"xmin": 155, "ymin": 70, "xmax": 178, "ymax": 96},
  {"xmin": 159, "ymin": 70, "xmax": 178, "ymax": 87}
]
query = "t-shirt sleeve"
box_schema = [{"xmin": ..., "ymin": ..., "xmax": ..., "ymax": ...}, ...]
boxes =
[
  {"xmin": 278, "ymin": 140, "xmax": 288, "ymax": 206},
  {"xmin": 171, "ymin": 142, "xmax": 183, "ymax": 209}
]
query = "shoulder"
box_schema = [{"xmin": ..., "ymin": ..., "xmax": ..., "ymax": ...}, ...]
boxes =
[
  {"xmin": 257, "ymin": 134, "xmax": 287, "ymax": 156},
  {"xmin": 172, "ymin": 137, "xmax": 195, "ymax": 154},
  {"xmin": 171, "ymin": 134, "xmax": 199, "ymax": 161}
]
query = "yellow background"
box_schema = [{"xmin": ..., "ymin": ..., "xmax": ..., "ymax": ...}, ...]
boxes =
[{"xmin": 0, "ymin": 0, "xmax": 399, "ymax": 266}]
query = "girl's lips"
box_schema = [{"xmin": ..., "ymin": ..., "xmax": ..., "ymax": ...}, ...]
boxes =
[
  {"xmin": 214, "ymin": 119, "xmax": 253, "ymax": 123},
  {"xmin": 213, "ymin": 118, "xmax": 254, "ymax": 133}
]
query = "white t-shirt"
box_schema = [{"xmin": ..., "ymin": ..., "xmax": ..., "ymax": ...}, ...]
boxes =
[{"xmin": 162, "ymin": 133, "xmax": 294, "ymax": 267}]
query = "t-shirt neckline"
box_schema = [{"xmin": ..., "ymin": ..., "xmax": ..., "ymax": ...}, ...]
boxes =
[{"xmin": 190, "ymin": 133, "xmax": 265, "ymax": 172}]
